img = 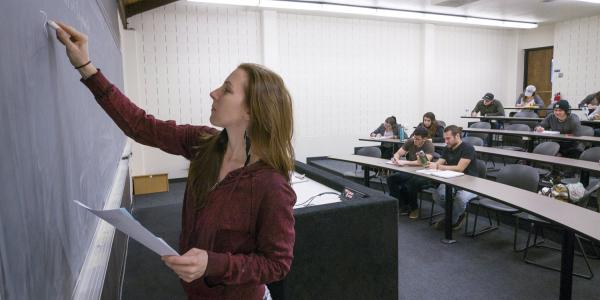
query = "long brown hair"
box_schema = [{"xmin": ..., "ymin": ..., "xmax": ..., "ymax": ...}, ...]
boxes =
[
  {"xmin": 188, "ymin": 63, "xmax": 295, "ymax": 209},
  {"xmin": 385, "ymin": 116, "xmax": 398, "ymax": 134},
  {"xmin": 422, "ymin": 112, "xmax": 438, "ymax": 138}
]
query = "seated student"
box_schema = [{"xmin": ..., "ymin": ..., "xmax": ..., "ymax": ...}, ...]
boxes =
[
  {"xmin": 413, "ymin": 112, "xmax": 444, "ymax": 143},
  {"xmin": 516, "ymin": 85, "xmax": 545, "ymax": 107},
  {"xmin": 427, "ymin": 125, "xmax": 478, "ymax": 231},
  {"xmin": 587, "ymin": 109, "xmax": 600, "ymax": 136},
  {"xmin": 535, "ymin": 100, "xmax": 584, "ymax": 158},
  {"xmin": 370, "ymin": 116, "xmax": 400, "ymax": 159},
  {"xmin": 471, "ymin": 93, "xmax": 505, "ymax": 117},
  {"xmin": 579, "ymin": 91, "xmax": 600, "ymax": 112},
  {"xmin": 387, "ymin": 127, "xmax": 435, "ymax": 219}
]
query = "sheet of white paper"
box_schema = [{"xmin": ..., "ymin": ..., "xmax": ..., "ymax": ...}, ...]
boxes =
[
  {"xmin": 415, "ymin": 169, "xmax": 437, "ymax": 175},
  {"xmin": 74, "ymin": 200, "xmax": 179, "ymax": 256},
  {"xmin": 415, "ymin": 169, "xmax": 464, "ymax": 178},
  {"xmin": 431, "ymin": 170, "xmax": 464, "ymax": 178},
  {"xmin": 541, "ymin": 130, "xmax": 560, "ymax": 134}
]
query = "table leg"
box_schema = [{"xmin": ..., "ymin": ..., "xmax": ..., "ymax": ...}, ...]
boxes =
[
  {"xmin": 559, "ymin": 230, "xmax": 575, "ymax": 300},
  {"xmin": 527, "ymin": 138, "xmax": 534, "ymax": 152},
  {"xmin": 441, "ymin": 185, "xmax": 456, "ymax": 244},
  {"xmin": 580, "ymin": 170, "xmax": 590, "ymax": 187},
  {"xmin": 363, "ymin": 166, "xmax": 371, "ymax": 187}
]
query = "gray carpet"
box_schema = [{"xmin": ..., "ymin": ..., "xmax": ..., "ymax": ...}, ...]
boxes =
[{"xmin": 122, "ymin": 180, "xmax": 600, "ymax": 300}]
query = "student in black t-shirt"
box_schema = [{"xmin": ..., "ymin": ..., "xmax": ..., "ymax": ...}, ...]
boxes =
[
  {"xmin": 426, "ymin": 125, "xmax": 478, "ymax": 231},
  {"xmin": 386, "ymin": 127, "xmax": 435, "ymax": 219}
]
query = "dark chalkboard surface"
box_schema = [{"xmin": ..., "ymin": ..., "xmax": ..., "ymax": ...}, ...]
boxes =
[{"xmin": 0, "ymin": 0, "xmax": 125, "ymax": 298}]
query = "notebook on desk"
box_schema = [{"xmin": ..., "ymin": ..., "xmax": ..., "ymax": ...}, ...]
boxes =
[{"xmin": 415, "ymin": 169, "xmax": 464, "ymax": 178}]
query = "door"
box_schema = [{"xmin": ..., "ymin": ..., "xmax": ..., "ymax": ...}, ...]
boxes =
[{"xmin": 524, "ymin": 46, "xmax": 553, "ymax": 107}]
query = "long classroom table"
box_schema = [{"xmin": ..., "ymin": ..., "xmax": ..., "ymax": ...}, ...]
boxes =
[
  {"xmin": 462, "ymin": 128, "xmax": 600, "ymax": 151},
  {"xmin": 504, "ymin": 106, "xmax": 583, "ymax": 111},
  {"xmin": 358, "ymin": 137, "xmax": 600, "ymax": 186},
  {"xmin": 460, "ymin": 115, "xmax": 600, "ymax": 128},
  {"xmin": 329, "ymin": 154, "xmax": 600, "ymax": 300}
]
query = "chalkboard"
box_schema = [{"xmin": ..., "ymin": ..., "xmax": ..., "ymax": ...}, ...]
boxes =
[{"xmin": 0, "ymin": 0, "xmax": 125, "ymax": 299}]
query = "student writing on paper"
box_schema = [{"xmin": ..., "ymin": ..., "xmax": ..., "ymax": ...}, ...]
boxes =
[
  {"xmin": 471, "ymin": 92, "xmax": 505, "ymax": 117},
  {"xmin": 370, "ymin": 116, "xmax": 401, "ymax": 158},
  {"xmin": 515, "ymin": 85, "xmax": 544, "ymax": 108},
  {"xmin": 386, "ymin": 127, "xmax": 435, "ymax": 219},
  {"xmin": 54, "ymin": 22, "xmax": 295, "ymax": 300},
  {"xmin": 578, "ymin": 91, "xmax": 600, "ymax": 112},
  {"xmin": 426, "ymin": 125, "xmax": 478, "ymax": 231},
  {"xmin": 535, "ymin": 100, "xmax": 583, "ymax": 159}
]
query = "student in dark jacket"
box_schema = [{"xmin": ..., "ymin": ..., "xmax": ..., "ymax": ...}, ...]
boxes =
[
  {"xmin": 413, "ymin": 112, "xmax": 444, "ymax": 143},
  {"xmin": 370, "ymin": 116, "xmax": 400, "ymax": 159},
  {"xmin": 370, "ymin": 116, "xmax": 400, "ymax": 138},
  {"xmin": 579, "ymin": 91, "xmax": 600, "ymax": 112},
  {"xmin": 55, "ymin": 22, "xmax": 295, "ymax": 300}
]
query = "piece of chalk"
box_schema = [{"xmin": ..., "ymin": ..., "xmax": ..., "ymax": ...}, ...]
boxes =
[{"xmin": 47, "ymin": 20, "xmax": 59, "ymax": 30}]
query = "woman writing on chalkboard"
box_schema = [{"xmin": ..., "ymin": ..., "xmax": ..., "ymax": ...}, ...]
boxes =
[{"xmin": 54, "ymin": 22, "xmax": 295, "ymax": 300}]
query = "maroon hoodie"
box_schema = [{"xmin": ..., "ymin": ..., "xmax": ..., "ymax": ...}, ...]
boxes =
[{"xmin": 82, "ymin": 71, "xmax": 296, "ymax": 300}]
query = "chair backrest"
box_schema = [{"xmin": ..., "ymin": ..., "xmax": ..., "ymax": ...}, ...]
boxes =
[
  {"xmin": 475, "ymin": 159, "xmax": 487, "ymax": 179},
  {"xmin": 579, "ymin": 147, "xmax": 600, "ymax": 162},
  {"xmin": 575, "ymin": 181, "xmax": 600, "ymax": 207},
  {"xmin": 437, "ymin": 120, "xmax": 446, "ymax": 128},
  {"xmin": 504, "ymin": 124, "xmax": 531, "ymax": 132},
  {"xmin": 470, "ymin": 122, "xmax": 492, "ymax": 129},
  {"xmin": 514, "ymin": 111, "xmax": 538, "ymax": 118},
  {"xmin": 467, "ymin": 122, "xmax": 491, "ymax": 142},
  {"xmin": 532, "ymin": 141, "xmax": 560, "ymax": 156},
  {"xmin": 357, "ymin": 146, "xmax": 382, "ymax": 158},
  {"xmin": 462, "ymin": 136, "xmax": 485, "ymax": 147},
  {"xmin": 510, "ymin": 111, "xmax": 539, "ymax": 129},
  {"xmin": 576, "ymin": 125, "xmax": 594, "ymax": 137},
  {"xmin": 502, "ymin": 124, "xmax": 530, "ymax": 147},
  {"xmin": 496, "ymin": 164, "xmax": 539, "ymax": 192}
]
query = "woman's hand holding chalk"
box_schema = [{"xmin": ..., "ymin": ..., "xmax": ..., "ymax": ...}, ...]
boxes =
[
  {"xmin": 47, "ymin": 20, "xmax": 60, "ymax": 30},
  {"xmin": 52, "ymin": 21, "xmax": 98, "ymax": 79}
]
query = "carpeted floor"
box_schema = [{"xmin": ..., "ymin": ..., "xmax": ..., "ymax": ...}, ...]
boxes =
[{"xmin": 122, "ymin": 178, "xmax": 600, "ymax": 300}]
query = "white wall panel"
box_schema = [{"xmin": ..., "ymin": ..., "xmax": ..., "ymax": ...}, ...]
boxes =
[
  {"xmin": 277, "ymin": 13, "xmax": 423, "ymax": 160},
  {"xmin": 554, "ymin": 15, "xmax": 600, "ymax": 106},
  {"xmin": 126, "ymin": 2, "xmax": 262, "ymax": 177},
  {"xmin": 427, "ymin": 26, "xmax": 517, "ymax": 128},
  {"xmin": 122, "ymin": 2, "xmax": 545, "ymax": 175}
]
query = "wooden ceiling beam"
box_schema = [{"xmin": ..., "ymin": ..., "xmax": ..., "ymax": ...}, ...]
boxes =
[
  {"xmin": 117, "ymin": 0, "xmax": 128, "ymax": 29},
  {"xmin": 125, "ymin": 0, "xmax": 179, "ymax": 18}
]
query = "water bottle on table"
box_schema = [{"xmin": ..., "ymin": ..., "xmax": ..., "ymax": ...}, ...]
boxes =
[{"xmin": 399, "ymin": 126, "xmax": 405, "ymax": 141}]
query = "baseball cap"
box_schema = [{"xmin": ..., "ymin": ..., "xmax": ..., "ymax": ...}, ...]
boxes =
[
  {"xmin": 524, "ymin": 85, "xmax": 536, "ymax": 97},
  {"xmin": 553, "ymin": 99, "xmax": 570, "ymax": 112},
  {"xmin": 482, "ymin": 93, "xmax": 494, "ymax": 101}
]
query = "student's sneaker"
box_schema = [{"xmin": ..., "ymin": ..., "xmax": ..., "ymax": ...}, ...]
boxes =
[
  {"xmin": 432, "ymin": 214, "xmax": 465, "ymax": 231},
  {"xmin": 398, "ymin": 206, "xmax": 410, "ymax": 216},
  {"xmin": 408, "ymin": 208, "xmax": 420, "ymax": 219},
  {"xmin": 452, "ymin": 214, "xmax": 466, "ymax": 231}
]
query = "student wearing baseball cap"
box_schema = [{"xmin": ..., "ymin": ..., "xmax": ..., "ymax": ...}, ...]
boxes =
[
  {"xmin": 471, "ymin": 92, "xmax": 505, "ymax": 117},
  {"xmin": 516, "ymin": 85, "xmax": 544, "ymax": 107},
  {"xmin": 535, "ymin": 100, "xmax": 584, "ymax": 158}
]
